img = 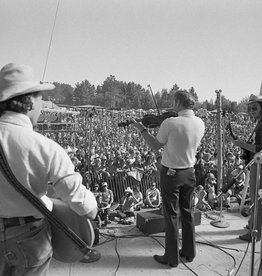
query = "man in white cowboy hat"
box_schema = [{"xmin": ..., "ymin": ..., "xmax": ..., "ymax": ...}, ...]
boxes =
[
  {"xmin": 0, "ymin": 63, "xmax": 100, "ymax": 275},
  {"xmin": 112, "ymin": 187, "xmax": 138, "ymax": 224},
  {"xmin": 229, "ymin": 93, "xmax": 262, "ymax": 242}
]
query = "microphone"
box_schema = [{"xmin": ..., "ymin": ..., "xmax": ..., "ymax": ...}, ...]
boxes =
[{"xmin": 221, "ymin": 178, "xmax": 237, "ymax": 194}]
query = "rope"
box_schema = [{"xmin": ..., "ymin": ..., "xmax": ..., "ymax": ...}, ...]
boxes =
[{"xmin": 42, "ymin": 0, "xmax": 61, "ymax": 81}]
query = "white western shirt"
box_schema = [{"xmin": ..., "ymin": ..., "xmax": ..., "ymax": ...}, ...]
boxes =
[
  {"xmin": 0, "ymin": 111, "xmax": 97, "ymax": 218},
  {"xmin": 156, "ymin": 109, "xmax": 205, "ymax": 169}
]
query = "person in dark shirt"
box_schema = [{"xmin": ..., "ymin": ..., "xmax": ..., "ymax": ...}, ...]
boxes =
[{"xmin": 230, "ymin": 94, "xmax": 262, "ymax": 242}]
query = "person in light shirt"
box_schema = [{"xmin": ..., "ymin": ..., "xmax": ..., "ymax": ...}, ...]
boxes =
[
  {"xmin": 131, "ymin": 90, "xmax": 205, "ymax": 267},
  {"xmin": 0, "ymin": 63, "xmax": 100, "ymax": 275}
]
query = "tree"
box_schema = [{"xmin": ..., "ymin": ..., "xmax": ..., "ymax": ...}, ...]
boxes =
[
  {"xmin": 140, "ymin": 89, "xmax": 154, "ymax": 110},
  {"xmin": 100, "ymin": 75, "xmax": 123, "ymax": 108},
  {"xmin": 74, "ymin": 80, "xmax": 96, "ymax": 105},
  {"xmin": 42, "ymin": 82, "xmax": 74, "ymax": 104},
  {"xmin": 237, "ymin": 96, "xmax": 249, "ymax": 113},
  {"xmin": 159, "ymin": 89, "xmax": 169, "ymax": 108},
  {"xmin": 188, "ymin": 87, "xmax": 199, "ymax": 102}
]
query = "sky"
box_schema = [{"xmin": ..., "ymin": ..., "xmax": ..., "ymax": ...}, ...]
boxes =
[{"xmin": 0, "ymin": 0, "xmax": 262, "ymax": 103}]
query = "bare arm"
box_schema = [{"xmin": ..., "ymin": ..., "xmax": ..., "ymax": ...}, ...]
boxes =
[{"xmin": 130, "ymin": 119, "xmax": 164, "ymax": 151}]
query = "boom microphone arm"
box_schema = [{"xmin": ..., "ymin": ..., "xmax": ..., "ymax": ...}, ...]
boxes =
[{"xmin": 221, "ymin": 158, "xmax": 254, "ymax": 194}]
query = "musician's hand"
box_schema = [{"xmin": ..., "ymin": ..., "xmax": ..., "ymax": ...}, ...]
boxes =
[
  {"xmin": 129, "ymin": 119, "xmax": 145, "ymax": 132},
  {"xmin": 232, "ymin": 139, "xmax": 242, "ymax": 148}
]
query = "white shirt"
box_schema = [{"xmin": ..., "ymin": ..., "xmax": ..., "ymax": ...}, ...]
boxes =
[
  {"xmin": 0, "ymin": 111, "xmax": 97, "ymax": 218},
  {"xmin": 157, "ymin": 109, "xmax": 205, "ymax": 168}
]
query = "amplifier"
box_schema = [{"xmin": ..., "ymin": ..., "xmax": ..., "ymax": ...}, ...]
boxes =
[{"xmin": 136, "ymin": 209, "xmax": 201, "ymax": 235}]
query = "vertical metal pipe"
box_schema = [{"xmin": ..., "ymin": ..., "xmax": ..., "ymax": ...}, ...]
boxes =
[{"xmin": 216, "ymin": 90, "xmax": 223, "ymax": 194}]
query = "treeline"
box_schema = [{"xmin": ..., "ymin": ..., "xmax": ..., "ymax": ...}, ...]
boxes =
[{"xmin": 42, "ymin": 75, "xmax": 249, "ymax": 113}]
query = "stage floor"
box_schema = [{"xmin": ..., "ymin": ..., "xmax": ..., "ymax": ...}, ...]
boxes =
[{"xmin": 49, "ymin": 208, "xmax": 261, "ymax": 276}]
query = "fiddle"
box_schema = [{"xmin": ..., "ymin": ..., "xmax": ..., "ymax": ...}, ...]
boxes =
[{"xmin": 118, "ymin": 111, "xmax": 177, "ymax": 128}]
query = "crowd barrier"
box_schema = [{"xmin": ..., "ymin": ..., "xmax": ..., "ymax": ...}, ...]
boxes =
[{"xmin": 88, "ymin": 170, "xmax": 160, "ymax": 203}]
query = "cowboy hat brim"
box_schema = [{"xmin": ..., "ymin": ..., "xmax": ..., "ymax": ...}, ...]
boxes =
[
  {"xmin": 0, "ymin": 81, "xmax": 55, "ymax": 102},
  {"xmin": 247, "ymin": 94, "xmax": 262, "ymax": 104}
]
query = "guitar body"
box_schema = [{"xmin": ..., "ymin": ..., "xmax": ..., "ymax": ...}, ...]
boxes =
[{"xmin": 50, "ymin": 198, "xmax": 95, "ymax": 263}]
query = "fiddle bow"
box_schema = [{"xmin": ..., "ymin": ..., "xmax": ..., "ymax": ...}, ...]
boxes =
[{"xmin": 118, "ymin": 85, "xmax": 177, "ymax": 128}]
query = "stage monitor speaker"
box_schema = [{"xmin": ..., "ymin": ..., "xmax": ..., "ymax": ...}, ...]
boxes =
[{"xmin": 136, "ymin": 209, "xmax": 201, "ymax": 235}]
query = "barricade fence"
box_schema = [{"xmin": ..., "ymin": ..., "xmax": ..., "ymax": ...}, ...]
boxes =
[{"xmin": 88, "ymin": 170, "xmax": 160, "ymax": 203}]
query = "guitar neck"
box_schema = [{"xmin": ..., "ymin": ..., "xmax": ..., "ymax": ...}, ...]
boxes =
[{"xmin": 226, "ymin": 122, "xmax": 238, "ymax": 140}]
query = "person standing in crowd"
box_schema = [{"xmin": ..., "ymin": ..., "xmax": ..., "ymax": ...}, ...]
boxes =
[
  {"xmin": 0, "ymin": 63, "xmax": 100, "ymax": 276},
  {"xmin": 131, "ymin": 90, "xmax": 205, "ymax": 267},
  {"xmin": 101, "ymin": 182, "xmax": 114, "ymax": 226},
  {"xmin": 229, "ymin": 94, "xmax": 262, "ymax": 242}
]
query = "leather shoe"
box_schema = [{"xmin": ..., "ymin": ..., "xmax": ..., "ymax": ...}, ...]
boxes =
[
  {"xmin": 153, "ymin": 255, "xmax": 177, "ymax": 267},
  {"xmin": 80, "ymin": 249, "xmax": 101, "ymax": 263},
  {"xmin": 239, "ymin": 233, "xmax": 261, "ymax": 242},
  {"xmin": 179, "ymin": 250, "xmax": 194, "ymax": 262}
]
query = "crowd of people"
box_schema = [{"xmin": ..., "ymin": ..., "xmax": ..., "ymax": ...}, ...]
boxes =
[{"xmin": 38, "ymin": 104, "xmax": 254, "ymax": 214}]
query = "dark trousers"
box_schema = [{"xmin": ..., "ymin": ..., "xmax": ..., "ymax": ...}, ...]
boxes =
[
  {"xmin": 248, "ymin": 164, "xmax": 262, "ymax": 239},
  {"xmin": 160, "ymin": 166, "xmax": 196, "ymax": 265}
]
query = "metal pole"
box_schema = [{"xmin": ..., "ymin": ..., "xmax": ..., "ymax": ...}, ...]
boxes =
[{"xmin": 210, "ymin": 90, "xmax": 229, "ymax": 228}]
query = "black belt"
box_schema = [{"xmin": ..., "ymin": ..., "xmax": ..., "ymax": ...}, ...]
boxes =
[
  {"xmin": 1, "ymin": 216, "xmax": 42, "ymax": 228},
  {"xmin": 163, "ymin": 165, "xmax": 192, "ymax": 170}
]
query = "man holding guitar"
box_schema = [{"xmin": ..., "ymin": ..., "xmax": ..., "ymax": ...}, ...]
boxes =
[
  {"xmin": 229, "ymin": 94, "xmax": 262, "ymax": 242},
  {"xmin": 0, "ymin": 63, "xmax": 100, "ymax": 275}
]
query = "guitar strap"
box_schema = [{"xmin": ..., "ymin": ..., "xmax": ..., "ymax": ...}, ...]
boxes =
[{"xmin": 0, "ymin": 143, "xmax": 91, "ymax": 255}]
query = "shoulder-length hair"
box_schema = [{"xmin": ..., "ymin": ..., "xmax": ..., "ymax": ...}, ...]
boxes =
[{"xmin": 0, "ymin": 91, "xmax": 41, "ymax": 117}]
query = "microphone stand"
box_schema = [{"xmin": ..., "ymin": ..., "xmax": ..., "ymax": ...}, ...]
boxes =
[{"xmin": 210, "ymin": 90, "xmax": 230, "ymax": 228}]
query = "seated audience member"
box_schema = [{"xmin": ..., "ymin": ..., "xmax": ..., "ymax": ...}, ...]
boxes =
[
  {"xmin": 112, "ymin": 187, "xmax": 138, "ymax": 224},
  {"xmin": 144, "ymin": 182, "xmax": 161, "ymax": 208},
  {"xmin": 95, "ymin": 193, "xmax": 109, "ymax": 228},
  {"xmin": 92, "ymin": 183, "xmax": 101, "ymax": 198},
  {"xmin": 206, "ymin": 184, "xmax": 217, "ymax": 209},
  {"xmin": 194, "ymin": 185, "xmax": 212, "ymax": 211},
  {"xmin": 204, "ymin": 172, "xmax": 217, "ymax": 191},
  {"xmin": 133, "ymin": 185, "xmax": 144, "ymax": 210},
  {"xmin": 230, "ymin": 164, "xmax": 246, "ymax": 205}
]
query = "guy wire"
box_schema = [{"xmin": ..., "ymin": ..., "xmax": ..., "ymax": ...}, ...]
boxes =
[{"xmin": 42, "ymin": 0, "xmax": 60, "ymax": 81}]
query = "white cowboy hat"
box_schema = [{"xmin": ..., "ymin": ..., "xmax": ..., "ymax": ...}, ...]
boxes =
[
  {"xmin": 0, "ymin": 63, "xmax": 55, "ymax": 102},
  {"xmin": 247, "ymin": 94, "xmax": 262, "ymax": 104},
  {"xmin": 102, "ymin": 182, "xmax": 108, "ymax": 187},
  {"xmin": 125, "ymin": 187, "xmax": 133, "ymax": 193}
]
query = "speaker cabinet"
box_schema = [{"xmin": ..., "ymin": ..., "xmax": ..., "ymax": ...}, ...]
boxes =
[{"xmin": 136, "ymin": 209, "xmax": 201, "ymax": 235}]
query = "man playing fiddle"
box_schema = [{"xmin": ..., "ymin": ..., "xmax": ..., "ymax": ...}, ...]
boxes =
[{"xmin": 131, "ymin": 90, "xmax": 205, "ymax": 267}]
